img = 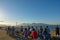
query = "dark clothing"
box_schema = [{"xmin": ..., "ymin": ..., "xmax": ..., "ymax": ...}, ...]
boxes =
[
  {"xmin": 11, "ymin": 27, "xmax": 15, "ymax": 37},
  {"xmin": 38, "ymin": 28, "xmax": 43, "ymax": 37},
  {"xmin": 56, "ymin": 27, "xmax": 59, "ymax": 35},
  {"xmin": 7, "ymin": 27, "xmax": 11, "ymax": 31},
  {"xmin": 7, "ymin": 27, "xmax": 11, "ymax": 35},
  {"xmin": 43, "ymin": 28, "xmax": 50, "ymax": 40},
  {"xmin": 40, "ymin": 28, "xmax": 43, "ymax": 34}
]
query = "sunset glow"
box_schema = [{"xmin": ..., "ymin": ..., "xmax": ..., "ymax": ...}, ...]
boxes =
[{"xmin": 0, "ymin": 0, "xmax": 60, "ymax": 25}]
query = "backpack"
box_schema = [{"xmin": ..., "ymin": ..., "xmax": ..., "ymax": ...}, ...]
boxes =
[{"xmin": 31, "ymin": 31, "xmax": 38, "ymax": 39}]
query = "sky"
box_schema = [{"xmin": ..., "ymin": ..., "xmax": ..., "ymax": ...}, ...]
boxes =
[{"xmin": 0, "ymin": 0, "xmax": 60, "ymax": 25}]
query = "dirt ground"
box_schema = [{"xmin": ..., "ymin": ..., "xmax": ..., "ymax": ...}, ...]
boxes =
[
  {"xmin": 0, "ymin": 29, "xmax": 60, "ymax": 40},
  {"xmin": 0, "ymin": 30, "xmax": 14, "ymax": 40}
]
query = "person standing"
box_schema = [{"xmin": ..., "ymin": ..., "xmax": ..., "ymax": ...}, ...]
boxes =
[
  {"xmin": 7, "ymin": 26, "xmax": 11, "ymax": 35},
  {"xmin": 23, "ymin": 28, "xmax": 29, "ymax": 40},
  {"xmin": 31, "ymin": 28, "xmax": 38, "ymax": 40},
  {"xmin": 55, "ymin": 25, "xmax": 59, "ymax": 36},
  {"xmin": 11, "ymin": 26, "xmax": 15, "ymax": 37},
  {"xmin": 43, "ymin": 26, "xmax": 51, "ymax": 40},
  {"xmin": 38, "ymin": 26, "xmax": 43, "ymax": 39},
  {"xmin": 43, "ymin": 28, "xmax": 48, "ymax": 40},
  {"xmin": 46, "ymin": 26, "xmax": 50, "ymax": 35}
]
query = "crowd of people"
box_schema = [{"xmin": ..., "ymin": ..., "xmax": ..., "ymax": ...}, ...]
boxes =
[{"xmin": 6, "ymin": 25, "xmax": 60, "ymax": 40}]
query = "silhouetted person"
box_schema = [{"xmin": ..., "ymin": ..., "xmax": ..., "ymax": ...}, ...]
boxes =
[
  {"xmin": 44, "ymin": 26, "xmax": 51, "ymax": 40},
  {"xmin": 11, "ymin": 26, "xmax": 15, "ymax": 37},
  {"xmin": 56, "ymin": 25, "xmax": 59, "ymax": 36},
  {"xmin": 40, "ymin": 26, "xmax": 43, "ymax": 34},
  {"xmin": 43, "ymin": 28, "xmax": 48, "ymax": 40},
  {"xmin": 46, "ymin": 26, "xmax": 50, "ymax": 35},
  {"xmin": 24, "ymin": 28, "xmax": 29, "ymax": 40},
  {"xmin": 38, "ymin": 26, "xmax": 43, "ymax": 39},
  {"xmin": 7, "ymin": 26, "xmax": 11, "ymax": 35}
]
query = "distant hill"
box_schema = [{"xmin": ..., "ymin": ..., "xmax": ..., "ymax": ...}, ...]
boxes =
[
  {"xmin": 18, "ymin": 23, "xmax": 60, "ymax": 29},
  {"xmin": 18, "ymin": 23, "xmax": 49, "ymax": 26}
]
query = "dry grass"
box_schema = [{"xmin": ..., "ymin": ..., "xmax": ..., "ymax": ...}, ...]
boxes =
[{"xmin": 50, "ymin": 29, "xmax": 60, "ymax": 37}]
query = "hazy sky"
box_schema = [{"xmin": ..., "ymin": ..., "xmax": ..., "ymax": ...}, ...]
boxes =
[{"xmin": 0, "ymin": 0, "xmax": 60, "ymax": 25}]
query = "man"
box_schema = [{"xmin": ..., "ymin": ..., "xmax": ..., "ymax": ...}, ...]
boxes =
[
  {"xmin": 7, "ymin": 26, "xmax": 11, "ymax": 35},
  {"xmin": 38, "ymin": 26, "xmax": 43, "ymax": 39},
  {"xmin": 46, "ymin": 26, "xmax": 50, "ymax": 35},
  {"xmin": 11, "ymin": 26, "xmax": 15, "ymax": 37},
  {"xmin": 44, "ymin": 26, "xmax": 50, "ymax": 40},
  {"xmin": 56, "ymin": 25, "xmax": 59, "ymax": 36},
  {"xmin": 43, "ymin": 28, "xmax": 48, "ymax": 40}
]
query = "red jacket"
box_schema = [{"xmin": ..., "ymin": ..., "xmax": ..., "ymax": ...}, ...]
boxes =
[{"xmin": 31, "ymin": 31, "xmax": 38, "ymax": 39}]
